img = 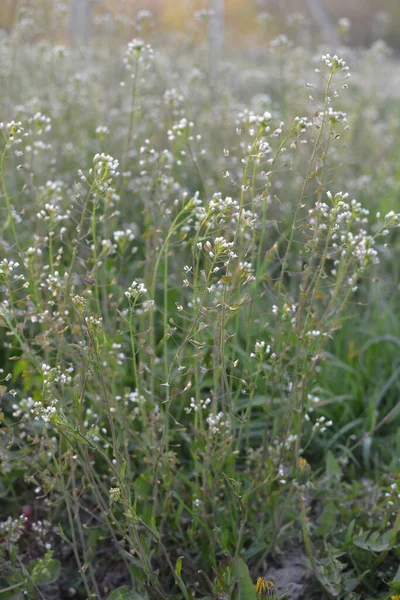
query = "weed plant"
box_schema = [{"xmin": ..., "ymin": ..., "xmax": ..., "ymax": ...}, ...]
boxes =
[{"xmin": 1, "ymin": 5, "xmax": 400, "ymax": 600}]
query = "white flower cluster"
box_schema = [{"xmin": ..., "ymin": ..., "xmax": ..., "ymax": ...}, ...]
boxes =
[
  {"xmin": 40, "ymin": 271, "xmax": 66, "ymax": 294},
  {"xmin": 92, "ymin": 153, "xmax": 120, "ymax": 189},
  {"xmin": 41, "ymin": 363, "xmax": 73, "ymax": 387},
  {"xmin": 270, "ymin": 34, "xmax": 292, "ymax": 49},
  {"xmin": 258, "ymin": 139, "xmax": 272, "ymax": 155},
  {"xmin": 184, "ymin": 396, "xmax": 212, "ymax": 414},
  {"xmin": 202, "ymin": 237, "xmax": 237, "ymax": 261},
  {"xmin": 306, "ymin": 330, "xmax": 328, "ymax": 338},
  {"xmin": 191, "ymin": 191, "xmax": 257, "ymax": 233},
  {"xmin": 209, "ymin": 194, "xmax": 238, "ymax": 216},
  {"xmin": 0, "ymin": 259, "xmax": 19, "ymax": 276},
  {"xmin": 248, "ymin": 111, "xmax": 272, "ymax": 126},
  {"xmin": 29, "ymin": 112, "xmax": 52, "ymax": 135},
  {"xmin": 86, "ymin": 315, "xmax": 103, "ymax": 328},
  {"xmin": 321, "ymin": 53, "xmax": 350, "ymax": 76},
  {"xmin": 113, "ymin": 228, "xmax": 136, "ymax": 244},
  {"xmin": 109, "ymin": 487, "xmax": 122, "ymax": 502},
  {"xmin": 0, "ymin": 120, "xmax": 27, "ymax": 146},
  {"xmin": 326, "ymin": 107, "xmax": 348, "ymax": 125},
  {"xmin": 215, "ymin": 236, "xmax": 236, "ymax": 256},
  {"xmin": 307, "ymin": 393, "xmax": 321, "ymax": 407},
  {"xmin": 307, "ymin": 191, "xmax": 400, "ymax": 274},
  {"xmin": 36, "ymin": 202, "xmax": 70, "ymax": 223},
  {"xmin": 134, "ymin": 299, "xmax": 155, "ymax": 314},
  {"xmin": 167, "ymin": 118, "xmax": 193, "ymax": 141},
  {"xmin": 31, "ymin": 519, "xmax": 52, "ymax": 537},
  {"xmin": 0, "ymin": 516, "xmax": 26, "ymax": 543},
  {"xmin": 119, "ymin": 388, "xmax": 146, "ymax": 411},
  {"xmin": 123, "ymin": 38, "xmax": 154, "ymax": 74},
  {"xmin": 33, "ymin": 398, "xmax": 58, "ymax": 422},
  {"xmin": 312, "ymin": 415, "xmax": 333, "ymax": 433},
  {"xmin": 110, "ymin": 343, "xmax": 126, "ymax": 366},
  {"xmin": 384, "ymin": 481, "xmax": 400, "ymax": 509},
  {"xmin": 282, "ymin": 302, "xmax": 297, "ymax": 324},
  {"xmin": 344, "ymin": 230, "xmax": 379, "ymax": 266},
  {"xmin": 163, "ymin": 87, "xmax": 185, "ymax": 109},
  {"xmin": 25, "ymin": 138, "xmax": 52, "ymax": 156},
  {"xmin": 238, "ymin": 261, "xmax": 254, "ymax": 275},
  {"xmin": 250, "ymin": 340, "xmax": 271, "ymax": 358},
  {"xmin": 294, "ymin": 115, "xmax": 312, "ymax": 131},
  {"xmin": 39, "ymin": 179, "xmax": 65, "ymax": 203},
  {"xmin": 95, "ymin": 125, "xmax": 110, "ymax": 136},
  {"xmin": 284, "ymin": 434, "xmax": 298, "ymax": 450},
  {"xmin": 125, "ymin": 280, "xmax": 148, "ymax": 300},
  {"xmin": 312, "ymin": 192, "xmax": 367, "ymax": 225},
  {"xmin": 137, "ymin": 9, "xmax": 153, "ymax": 22},
  {"xmin": 99, "ymin": 239, "xmax": 117, "ymax": 255},
  {"xmin": 206, "ymin": 411, "xmax": 230, "ymax": 435},
  {"xmin": 12, "ymin": 396, "xmax": 35, "ymax": 420},
  {"xmin": 338, "ymin": 17, "xmax": 351, "ymax": 33}
]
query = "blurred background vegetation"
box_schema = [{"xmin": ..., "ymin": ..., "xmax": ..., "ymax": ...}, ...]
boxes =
[{"xmin": 1, "ymin": 0, "xmax": 400, "ymax": 50}]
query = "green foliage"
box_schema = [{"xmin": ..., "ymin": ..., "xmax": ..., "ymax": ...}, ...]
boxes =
[
  {"xmin": 29, "ymin": 552, "xmax": 60, "ymax": 586},
  {"xmin": 235, "ymin": 557, "xmax": 257, "ymax": 600}
]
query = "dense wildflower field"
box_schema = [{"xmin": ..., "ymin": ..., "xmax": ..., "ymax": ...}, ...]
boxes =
[{"xmin": 1, "ymin": 8, "xmax": 400, "ymax": 600}]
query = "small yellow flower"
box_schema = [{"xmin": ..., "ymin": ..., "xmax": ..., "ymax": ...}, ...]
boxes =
[
  {"xmin": 297, "ymin": 457, "xmax": 308, "ymax": 470},
  {"xmin": 256, "ymin": 577, "xmax": 276, "ymax": 598},
  {"xmin": 391, "ymin": 595, "xmax": 400, "ymax": 600},
  {"xmin": 296, "ymin": 457, "xmax": 311, "ymax": 484}
]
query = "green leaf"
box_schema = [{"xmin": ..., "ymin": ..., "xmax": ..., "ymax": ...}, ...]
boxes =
[
  {"xmin": 353, "ymin": 529, "xmax": 392, "ymax": 553},
  {"xmin": 315, "ymin": 562, "xmax": 342, "ymax": 597},
  {"xmin": 0, "ymin": 580, "xmax": 24, "ymax": 599},
  {"xmin": 175, "ymin": 556, "xmax": 183, "ymax": 578},
  {"xmin": 234, "ymin": 557, "xmax": 257, "ymax": 600},
  {"xmin": 150, "ymin": 516, "xmax": 158, "ymax": 538},
  {"xmin": 314, "ymin": 544, "xmax": 345, "ymax": 597},
  {"xmin": 388, "ymin": 564, "xmax": 400, "ymax": 590},
  {"xmin": 344, "ymin": 519, "xmax": 356, "ymax": 545},
  {"xmin": 317, "ymin": 500, "xmax": 337, "ymax": 536},
  {"xmin": 30, "ymin": 558, "xmax": 60, "ymax": 585},
  {"xmin": 344, "ymin": 569, "xmax": 370, "ymax": 592},
  {"xmin": 325, "ymin": 451, "xmax": 342, "ymax": 480},
  {"xmin": 362, "ymin": 435, "xmax": 372, "ymax": 470},
  {"xmin": 106, "ymin": 587, "xmax": 144, "ymax": 600}
]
